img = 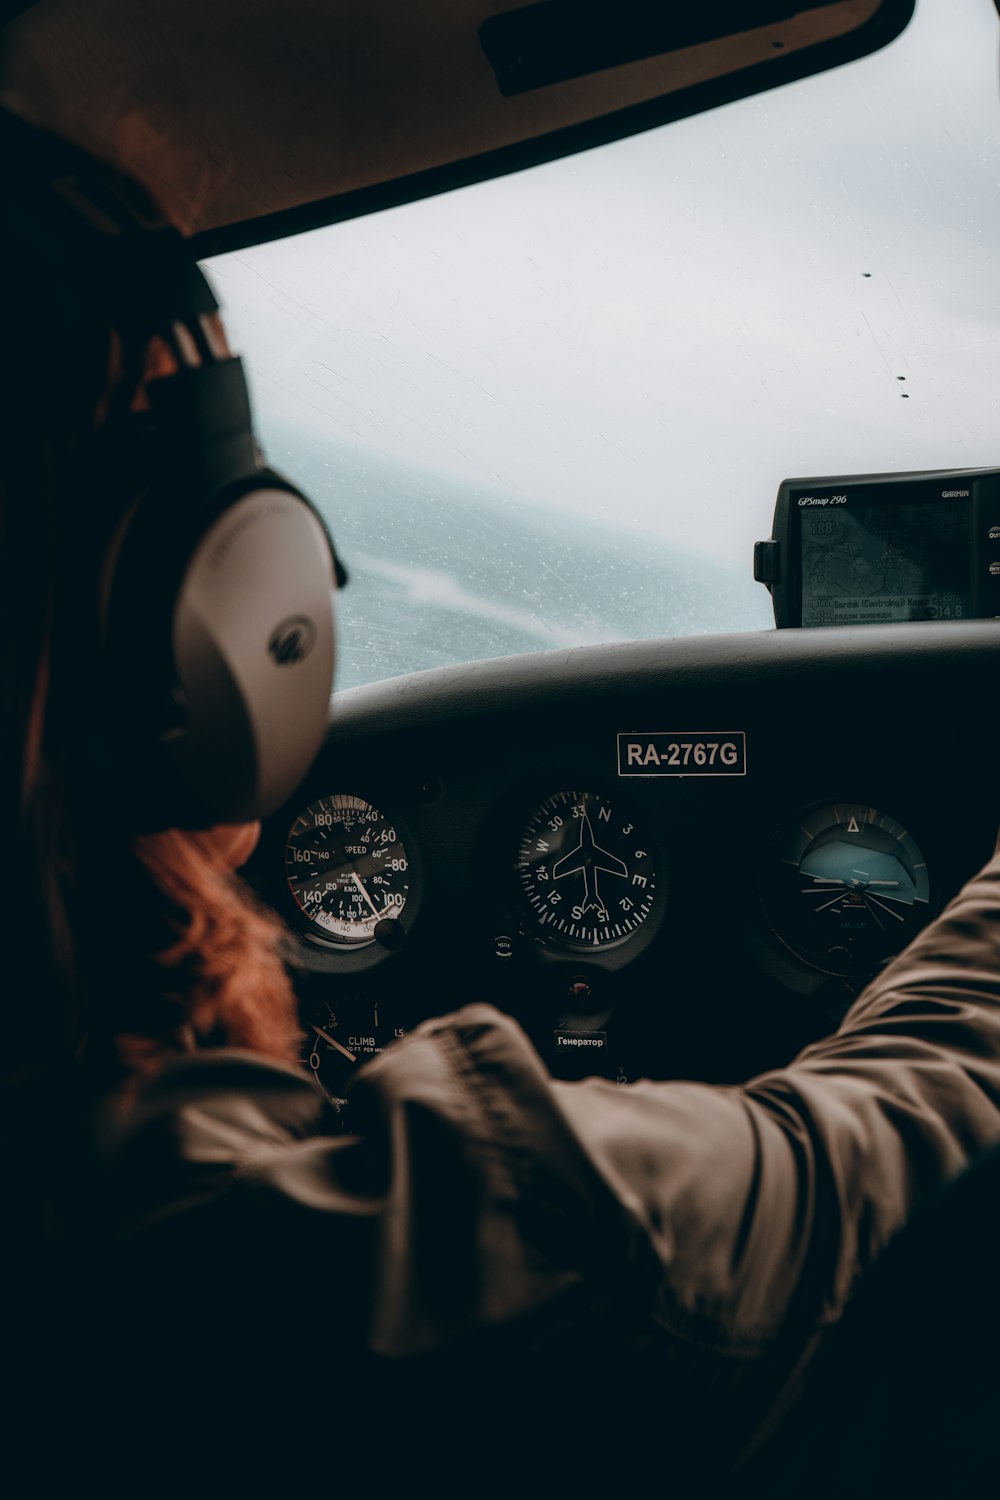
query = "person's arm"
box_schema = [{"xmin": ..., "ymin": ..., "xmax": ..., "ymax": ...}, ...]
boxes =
[
  {"xmin": 106, "ymin": 840, "xmax": 1000, "ymax": 1484},
  {"xmin": 545, "ymin": 838, "xmax": 1000, "ymax": 1353}
]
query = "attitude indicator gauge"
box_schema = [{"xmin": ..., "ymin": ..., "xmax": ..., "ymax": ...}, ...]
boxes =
[
  {"xmin": 285, "ymin": 794, "xmax": 410, "ymax": 947},
  {"xmin": 516, "ymin": 789, "xmax": 657, "ymax": 949},
  {"xmin": 762, "ymin": 801, "xmax": 933, "ymax": 977}
]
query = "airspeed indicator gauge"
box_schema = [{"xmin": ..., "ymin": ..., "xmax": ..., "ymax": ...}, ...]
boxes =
[
  {"xmin": 516, "ymin": 789, "xmax": 657, "ymax": 949},
  {"xmin": 285, "ymin": 794, "xmax": 410, "ymax": 947}
]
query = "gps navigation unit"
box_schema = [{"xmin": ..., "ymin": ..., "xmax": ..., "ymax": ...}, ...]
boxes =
[{"xmin": 754, "ymin": 468, "xmax": 1000, "ymax": 628}]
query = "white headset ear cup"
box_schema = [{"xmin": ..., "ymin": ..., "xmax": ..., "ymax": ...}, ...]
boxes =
[
  {"xmin": 5, "ymin": 118, "xmax": 340, "ymax": 828},
  {"xmin": 166, "ymin": 487, "xmax": 336, "ymax": 821}
]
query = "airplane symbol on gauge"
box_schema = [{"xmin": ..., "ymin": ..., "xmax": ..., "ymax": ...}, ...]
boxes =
[{"xmin": 552, "ymin": 810, "xmax": 628, "ymax": 914}]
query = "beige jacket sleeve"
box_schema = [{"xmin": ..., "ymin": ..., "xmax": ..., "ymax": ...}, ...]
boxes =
[{"xmin": 545, "ymin": 837, "xmax": 1000, "ymax": 1354}]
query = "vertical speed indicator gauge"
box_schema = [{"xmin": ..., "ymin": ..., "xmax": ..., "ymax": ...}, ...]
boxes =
[
  {"xmin": 303, "ymin": 996, "xmax": 407, "ymax": 1107},
  {"xmin": 516, "ymin": 789, "xmax": 657, "ymax": 949},
  {"xmin": 285, "ymin": 794, "xmax": 410, "ymax": 947}
]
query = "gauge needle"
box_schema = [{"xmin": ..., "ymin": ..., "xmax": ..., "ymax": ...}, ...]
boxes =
[
  {"xmin": 864, "ymin": 892, "xmax": 906, "ymax": 922},
  {"xmin": 312, "ymin": 1025, "xmax": 356, "ymax": 1064},
  {"xmin": 350, "ymin": 872, "xmax": 383, "ymax": 920}
]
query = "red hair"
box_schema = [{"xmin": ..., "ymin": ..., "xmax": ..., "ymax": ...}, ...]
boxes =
[{"xmin": 118, "ymin": 831, "xmax": 303, "ymax": 1075}]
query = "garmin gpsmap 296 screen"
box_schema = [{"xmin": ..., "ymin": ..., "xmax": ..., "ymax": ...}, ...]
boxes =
[
  {"xmin": 755, "ymin": 469, "xmax": 1000, "ymax": 628},
  {"xmin": 799, "ymin": 493, "xmax": 970, "ymax": 626}
]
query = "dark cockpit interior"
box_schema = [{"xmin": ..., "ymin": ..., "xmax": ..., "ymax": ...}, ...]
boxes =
[{"xmin": 6, "ymin": 3, "xmax": 1000, "ymax": 1495}]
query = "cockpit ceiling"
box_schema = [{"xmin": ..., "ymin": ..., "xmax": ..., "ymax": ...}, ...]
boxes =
[{"xmin": 1, "ymin": 0, "xmax": 902, "ymax": 253}]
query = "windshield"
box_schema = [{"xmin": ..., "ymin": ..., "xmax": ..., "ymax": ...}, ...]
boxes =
[{"xmin": 205, "ymin": 0, "xmax": 1000, "ymax": 691}]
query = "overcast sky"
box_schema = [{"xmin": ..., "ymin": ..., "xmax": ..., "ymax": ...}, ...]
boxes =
[{"xmin": 206, "ymin": 0, "xmax": 1000, "ymax": 574}]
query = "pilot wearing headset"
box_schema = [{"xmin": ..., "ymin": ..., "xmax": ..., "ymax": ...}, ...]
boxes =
[{"xmin": 4, "ymin": 108, "xmax": 1000, "ymax": 1496}]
